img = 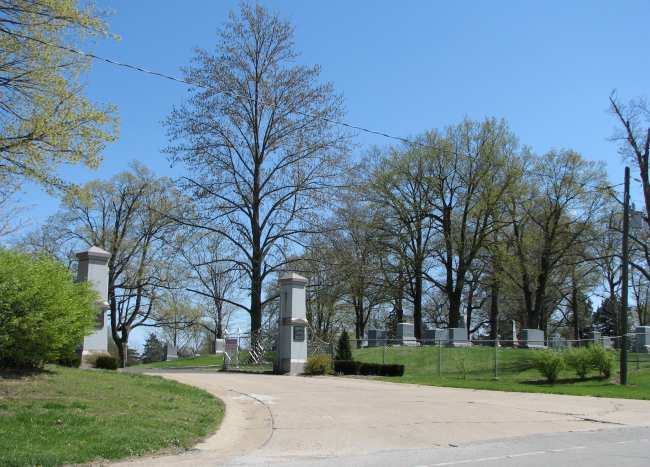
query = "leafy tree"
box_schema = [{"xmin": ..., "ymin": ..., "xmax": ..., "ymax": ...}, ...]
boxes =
[
  {"xmin": 502, "ymin": 150, "xmax": 608, "ymax": 330},
  {"xmin": 39, "ymin": 164, "xmax": 183, "ymax": 367},
  {"xmin": 0, "ymin": 0, "xmax": 117, "ymax": 190},
  {"xmin": 165, "ymin": 3, "xmax": 348, "ymax": 339},
  {"xmin": 0, "ymin": 249, "xmax": 97, "ymax": 368},
  {"xmin": 142, "ymin": 333, "xmax": 165, "ymax": 364},
  {"xmin": 335, "ymin": 330, "xmax": 353, "ymax": 361}
]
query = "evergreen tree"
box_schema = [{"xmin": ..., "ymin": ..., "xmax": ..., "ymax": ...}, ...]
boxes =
[
  {"xmin": 142, "ymin": 333, "xmax": 165, "ymax": 363},
  {"xmin": 336, "ymin": 331, "xmax": 353, "ymax": 361},
  {"xmin": 593, "ymin": 297, "xmax": 620, "ymax": 336}
]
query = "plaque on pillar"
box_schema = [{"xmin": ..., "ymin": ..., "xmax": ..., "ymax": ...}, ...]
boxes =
[{"xmin": 276, "ymin": 272, "xmax": 309, "ymax": 375}]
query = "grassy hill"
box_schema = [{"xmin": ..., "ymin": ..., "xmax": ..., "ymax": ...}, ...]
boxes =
[{"xmin": 353, "ymin": 345, "xmax": 650, "ymax": 400}]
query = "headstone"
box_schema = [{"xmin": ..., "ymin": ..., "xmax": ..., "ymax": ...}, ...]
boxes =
[
  {"xmin": 276, "ymin": 272, "xmax": 308, "ymax": 374},
  {"xmin": 549, "ymin": 333, "xmax": 567, "ymax": 349},
  {"xmin": 166, "ymin": 344, "xmax": 178, "ymax": 360},
  {"xmin": 397, "ymin": 322, "xmax": 418, "ymax": 346},
  {"xmin": 76, "ymin": 246, "xmax": 111, "ymax": 365},
  {"xmin": 602, "ymin": 336, "xmax": 614, "ymax": 349},
  {"xmin": 214, "ymin": 338, "xmax": 226, "ymax": 354},
  {"xmin": 422, "ymin": 328, "xmax": 447, "ymax": 345},
  {"xmin": 447, "ymin": 328, "xmax": 471, "ymax": 347},
  {"xmin": 422, "ymin": 328, "xmax": 435, "ymax": 345},
  {"xmin": 521, "ymin": 329, "xmax": 545, "ymax": 348},
  {"xmin": 590, "ymin": 331, "xmax": 605, "ymax": 348},
  {"xmin": 635, "ymin": 326, "xmax": 650, "ymax": 353},
  {"xmin": 367, "ymin": 329, "xmax": 387, "ymax": 347}
]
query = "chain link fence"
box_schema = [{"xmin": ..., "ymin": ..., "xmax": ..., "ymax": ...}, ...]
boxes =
[{"xmin": 348, "ymin": 333, "xmax": 650, "ymax": 382}]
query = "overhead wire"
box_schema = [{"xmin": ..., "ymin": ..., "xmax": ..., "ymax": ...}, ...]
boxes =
[{"xmin": 3, "ymin": 30, "xmax": 627, "ymax": 196}]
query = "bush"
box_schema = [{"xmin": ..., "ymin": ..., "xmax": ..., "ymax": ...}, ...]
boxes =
[
  {"xmin": 588, "ymin": 345, "xmax": 614, "ymax": 378},
  {"xmin": 532, "ymin": 350, "xmax": 565, "ymax": 384},
  {"xmin": 304, "ymin": 354, "xmax": 332, "ymax": 375},
  {"xmin": 565, "ymin": 347, "xmax": 592, "ymax": 379},
  {"xmin": 359, "ymin": 362, "xmax": 405, "ymax": 377},
  {"xmin": 0, "ymin": 249, "xmax": 98, "ymax": 369},
  {"xmin": 334, "ymin": 360, "xmax": 360, "ymax": 374},
  {"xmin": 336, "ymin": 331, "xmax": 353, "ymax": 361},
  {"xmin": 55, "ymin": 353, "xmax": 82, "ymax": 368},
  {"xmin": 95, "ymin": 355, "xmax": 118, "ymax": 370},
  {"xmin": 334, "ymin": 360, "xmax": 404, "ymax": 377}
]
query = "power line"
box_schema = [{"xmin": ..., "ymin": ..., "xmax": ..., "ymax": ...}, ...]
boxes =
[{"xmin": 4, "ymin": 30, "xmax": 626, "ymax": 195}]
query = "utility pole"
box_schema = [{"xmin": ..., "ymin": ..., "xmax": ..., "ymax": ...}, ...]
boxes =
[{"xmin": 620, "ymin": 166, "xmax": 630, "ymax": 385}]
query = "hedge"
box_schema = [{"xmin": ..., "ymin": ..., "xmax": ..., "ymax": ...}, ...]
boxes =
[{"xmin": 334, "ymin": 360, "xmax": 404, "ymax": 377}]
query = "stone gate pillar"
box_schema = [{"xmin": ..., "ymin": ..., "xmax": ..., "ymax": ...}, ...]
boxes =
[
  {"xmin": 276, "ymin": 272, "xmax": 308, "ymax": 375},
  {"xmin": 76, "ymin": 246, "xmax": 111, "ymax": 362}
]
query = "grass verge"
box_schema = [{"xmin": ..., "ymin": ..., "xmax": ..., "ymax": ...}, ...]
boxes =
[
  {"xmin": 0, "ymin": 366, "xmax": 224, "ymax": 466},
  {"xmin": 354, "ymin": 345, "xmax": 650, "ymax": 400},
  {"xmin": 137, "ymin": 354, "xmax": 224, "ymax": 369}
]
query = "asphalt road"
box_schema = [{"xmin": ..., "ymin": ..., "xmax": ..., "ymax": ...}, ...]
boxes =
[{"xmin": 115, "ymin": 371, "xmax": 650, "ymax": 466}]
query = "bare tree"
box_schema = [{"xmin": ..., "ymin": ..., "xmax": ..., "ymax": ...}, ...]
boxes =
[
  {"xmin": 178, "ymin": 231, "xmax": 238, "ymax": 351},
  {"xmin": 165, "ymin": 3, "xmax": 348, "ymax": 338},
  {"xmin": 44, "ymin": 164, "xmax": 182, "ymax": 367}
]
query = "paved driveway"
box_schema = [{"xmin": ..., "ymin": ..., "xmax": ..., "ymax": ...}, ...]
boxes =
[{"xmin": 115, "ymin": 371, "xmax": 650, "ymax": 466}]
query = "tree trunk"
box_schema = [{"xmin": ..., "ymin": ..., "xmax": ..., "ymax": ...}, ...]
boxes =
[
  {"xmin": 489, "ymin": 281, "xmax": 499, "ymax": 344},
  {"xmin": 413, "ymin": 262, "xmax": 423, "ymax": 339},
  {"xmin": 572, "ymin": 272, "xmax": 580, "ymax": 341}
]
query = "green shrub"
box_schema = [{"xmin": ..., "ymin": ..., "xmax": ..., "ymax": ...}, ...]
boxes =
[
  {"xmin": 95, "ymin": 355, "xmax": 118, "ymax": 370},
  {"xmin": 0, "ymin": 249, "xmax": 97, "ymax": 369},
  {"xmin": 334, "ymin": 360, "xmax": 360, "ymax": 374},
  {"xmin": 55, "ymin": 353, "xmax": 82, "ymax": 368},
  {"xmin": 588, "ymin": 345, "xmax": 614, "ymax": 378},
  {"xmin": 358, "ymin": 362, "xmax": 405, "ymax": 377},
  {"xmin": 336, "ymin": 331, "xmax": 353, "ymax": 361},
  {"xmin": 304, "ymin": 354, "xmax": 332, "ymax": 375},
  {"xmin": 333, "ymin": 360, "xmax": 404, "ymax": 377},
  {"xmin": 532, "ymin": 350, "xmax": 565, "ymax": 383},
  {"xmin": 565, "ymin": 347, "xmax": 592, "ymax": 379}
]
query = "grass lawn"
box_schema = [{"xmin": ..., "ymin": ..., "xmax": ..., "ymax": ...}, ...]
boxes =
[
  {"xmin": 137, "ymin": 354, "xmax": 224, "ymax": 369},
  {"xmin": 134, "ymin": 352, "xmax": 274, "ymax": 373},
  {"xmin": 0, "ymin": 366, "xmax": 224, "ymax": 466},
  {"xmin": 353, "ymin": 345, "xmax": 650, "ymax": 400}
]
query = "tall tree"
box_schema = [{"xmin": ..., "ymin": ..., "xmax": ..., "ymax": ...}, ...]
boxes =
[
  {"xmin": 367, "ymin": 149, "xmax": 437, "ymax": 339},
  {"xmin": 42, "ymin": 164, "xmax": 182, "ymax": 367},
  {"xmin": 165, "ymin": 3, "xmax": 348, "ymax": 338},
  {"xmin": 503, "ymin": 151, "xmax": 608, "ymax": 330},
  {"xmin": 424, "ymin": 118, "xmax": 520, "ymax": 329},
  {"xmin": 0, "ymin": 0, "xmax": 117, "ymax": 189}
]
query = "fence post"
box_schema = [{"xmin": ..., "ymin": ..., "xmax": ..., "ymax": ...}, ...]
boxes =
[
  {"xmin": 438, "ymin": 339, "xmax": 442, "ymax": 378},
  {"xmin": 382, "ymin": 344, "xmax": 386, "ymax": 365},
  {"xmin": 494, "ymin": 336, "xmax": 498, "ymax": 380}
]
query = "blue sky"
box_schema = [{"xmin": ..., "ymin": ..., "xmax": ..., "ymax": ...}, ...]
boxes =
[
  {"xmin": 19, "ymin": 0, "xmax": 649, "ymax": 223},
  {"xmin": 13, "ymin": 0, "xmax": 650, "ymax": 346}
]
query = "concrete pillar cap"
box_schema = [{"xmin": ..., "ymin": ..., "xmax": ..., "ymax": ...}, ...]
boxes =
[
  {"xmin": 279, "ymin": 272, "xmax": 308, "ymax": 285},
  {"xmin": 76, "ymin": 246, "xmax": 111, "ymax": 261}
]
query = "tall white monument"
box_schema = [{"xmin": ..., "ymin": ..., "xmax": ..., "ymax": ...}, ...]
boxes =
[
  {"xmin": 76, "ymin": 246, "xmax": 111, "ymax": 362},
  {"xmin": 276, "ymin": 272, "xmax": 308, "ymax": 375}
]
